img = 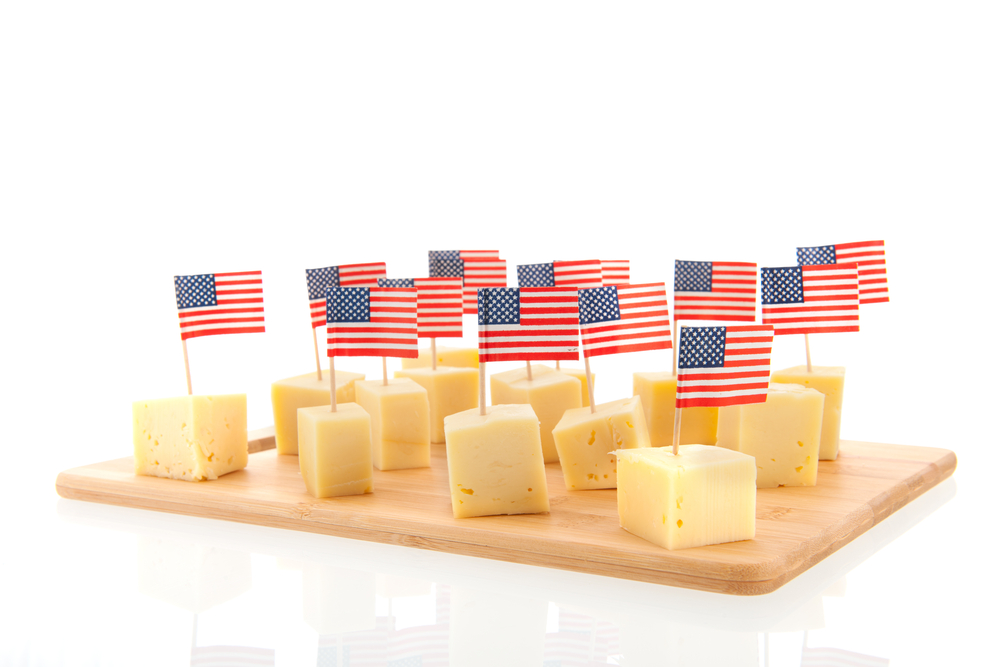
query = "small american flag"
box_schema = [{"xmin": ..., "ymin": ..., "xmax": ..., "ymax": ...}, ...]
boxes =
[
  {"xmin": 378, "ymin": 277, "xmax": 464, "ymax": 338},
  {"xmin": 601, "ymin": 260, "xmax": 630, "ymax": 286},
  {"xmin": 326, "ymin": 286, "xmax": 418, "ymax": 358},
  {"xmin": 174, "ymin": 271, "xmax": 265, "ymax": 340},
  {"xmin": 797, "ymin": 240, "xmax": 888, "ymax": 304},
  {"xmin": 578, "ymin": 283, "xmax": 672, "ymax": 357},
  {"xmin": 306, "ymin": 262, "xmax": 387, "ymax": 328},
  {"xmin": 428, "ymin": 250, "xmax": 506, "ymax": 314},
  {"xmin": 761, "ymin": 263, "xmax": 860, "ymax": 335},
  {"xmin": 478, "ymin": 287, "xmax": 580, "ymax": 362},
  {"xmin": 673, "ymin": 260, "xmax": 757, "ymax": 322},
  {"xmin": 517, "ymin": 260, "xmax": 603, "ymax": 289},
  {"xmin": 675, "ymin": 325, "xmax": 775, "ymax": 408}
]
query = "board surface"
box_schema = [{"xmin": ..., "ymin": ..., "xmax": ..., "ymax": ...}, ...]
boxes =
[{"xmin": 55, "ymin": 438, "xmax": 955, "ymax": 595}]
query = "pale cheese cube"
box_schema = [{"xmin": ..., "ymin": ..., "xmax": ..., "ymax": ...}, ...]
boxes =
[
  {"xmin": 401, "ymin": 346, "xmax": 479, "ymax": 369},
  {"xmin": 490, "ymin": 364, "xmax": 581, "ymax": 463},
  {"xmin": 717, "ymin": 383, "xmax": 824, "ymax": 488},
  {"xmin": 632, "ymin": 372, "xmax": 718, "ymax": 446},
  {"xmin": 394, "ymin": 366, "xmax": 479, "ymax": 444},
  {"xmin": 271, "ymin": 369, "xmax": 365, "ymax": 455},
  {"xmin": 444, "ymin": 405, "xmax": 550, "ymax": 519},
  {"xmin": 297, "ymin": 403, "xmax": 373, "ymax": 498},
  {"xmin": 355, "ymin": 378, "xmax": 431, "ymax": 470},
  {"xmin": 133, "ymin": 394, "xmax": 248, "ymax": 482},
  {"xmin": 616, "ymin": 445, "xmax": 756, "ymax": 550},
  {"xmin": 553, "ymin": 396, "xmax": 651, "ymax": 490},
  {"xmin": 770, "ymin": 366, "xmax": 846, "ymax": 460},
  {"xmin": 556, "ymin": 366, "xmax": 595, "ymax": 407}
]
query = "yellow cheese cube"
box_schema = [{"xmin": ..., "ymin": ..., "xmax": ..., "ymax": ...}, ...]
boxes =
[
  {"xmin": 552, "ymin": 396, "xmax": 651, "ymax": 490},
  {"xmin": 717, "ymin": 383, "xmax": 824, "ymax": 488},
  {"xmin": 355, "ymin": 378, "xmax": 431, "ymax": 470},
  {"xmin": 401, "ymin": 346, "xmax": 479, "ymax": 369},
  {"xmin": 297, "ymin": 403, "xmax": 373, "ymax": 498},
  {"xmin": 490, "ymin": 364, "xmax": 581, "ymax": 463},
  {"xmin": 616, "ymin": 445, "xmax": 756, "ymax": 550},
  {"xmin": 632, "ymin": 372, "xmax": 718, "ymax": 446},
  {"xmin": 394, "ymin": 366, "xmax": 479, "ymax": 444},
  {"xmin": 557, "ymin": 366, "xmax": 595, "ymax": 407},
  {"xmin": 771, "ymin": 365, "xmax": 846, "ymax": 460},
  {"xmin": 271, "ymin": 370, "xmax": 365, "ymax": 455},
  {"xmin": 133, "ymin": 394, "xmax": 248, "ymax": 481},
  {"xmin": 443, "ymin": 405, "xmax": 550, "ymax": 519}
]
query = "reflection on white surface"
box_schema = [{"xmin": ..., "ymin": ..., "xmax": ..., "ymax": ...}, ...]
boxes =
[
  {"xmin": 448, "ymin": 587, "xmax": 547, "ymax": 667},
  {"xmin": 138, "ymin": 535, "xmax": 252, "ymax": 614},
  {"xmin": 620, "ymin": 618, "xmax": 758, "ymax": 667},
  {"xmin": 302, "ymin": 564, "xmax": 377, "ymax": 635}
]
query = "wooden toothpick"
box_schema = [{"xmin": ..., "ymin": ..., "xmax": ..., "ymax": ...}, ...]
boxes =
[
  {"xmin": 182, "ymin": 339, "xmax": 193, "ymax": 395},
  {"xmin": 584, "ymin": 356, "xmax": 596, "ymax": 414},
  {"xmin": 479, "ymin": 362, "xmax": 486, "ymax": 416},
  {"xmin": 382, "ymin": 357, "xmax": 388, "ymax": 386},
  {"xmin": 525, "ymin": 361, "xmax": 533, "ymax": 381},
  {"xmin": 672, "ymin": 319, "xmax": 679, "ymax": 376},
  {"xmin": 312, "ymin": 327, "xmax": 323, "ymax": 381},
  {"xmin": 555, "ymin": 359, "xmax": 560, "ymax": 370},
  {"xmin": 329, "ymin": 357, "xmax": 337, "ymax": 412},
  {"xmin": 430, "ymin": 337, "xmax": 437, "ymax": 371},
  {"xmin": 805, "ymin": 333, "xmax": 813, "ymax": 373},
  {"xmin": 672, "ymin": 406, "xmax": 683, "ymax": 456}
]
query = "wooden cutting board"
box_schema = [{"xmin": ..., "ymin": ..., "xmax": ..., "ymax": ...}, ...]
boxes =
[{"xmin": 55, "ymin": 436, "xmax": 955, "ymax": 595}]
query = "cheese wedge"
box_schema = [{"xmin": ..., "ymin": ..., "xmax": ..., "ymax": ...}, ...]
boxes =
[
  {"xmin": 553, "ymin": 396, "xmax": 651, "ymax": 490},
  {"xmin": 394, "ymin": 366, "xmax": 479, "ymax": 444},
  {"xmin": 490, "ymin": 364, "xmax": 582, "ymax": 463},
  {"xmin": 556, "ymin": 366, "xmax": 595, "ymax": 407},
  {"xmin": 615, "ymin": 445, "xmax": 756, "ymax": 550},
  {"xmin": 297, "ymin": 403, "xmax": 373, "ymax": 498},
  {"xmin": 355, "ymin": 378, "xmax": 431, "ymax": 470},
  {"xmin": 632, "ymin": 372, "xmax": 718, "ymax": 446},
  {"xmin": 271, "ymin": 370, "xmax": 365, "ymax": 455},
  {"xmin": 444, "ymin": 404, "xmax": 549, "ymax": 519},
  {"xmin": 770, "ymin": 366, "xmax": 845, "ymax": 460},
  {"xmin": 401, "ymin": 346, "xmax": 479, "ymax": 369},
  {"xmin": 133, "ymin": 394, "xmax": 248, "ymax": 481},
  {"xmin": 717, "ymin": 383, "xmax": 824, "ymax": 488}
]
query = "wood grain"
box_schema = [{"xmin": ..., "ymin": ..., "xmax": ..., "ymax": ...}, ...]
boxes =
[{"xmin": 55, "ymin": 439, "xmax": 955, "ymax": 595}]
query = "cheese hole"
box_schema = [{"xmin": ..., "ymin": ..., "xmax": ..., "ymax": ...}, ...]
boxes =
[
  {"xmin": 770, "ymin": 458, "xmax": 776, "ymax": 462},
  {"xmin": 795, "ymin": 466, "xmax": 803, "ymax": 472},
  {"xmin": 662, "ymin": 515, "xmax": 666, "ymax": 524},
  {"xmin": 461, "ymin": 488, "xmax": 474, "ymax": 495},
  {"xmin": 603, "ymin": 474, "xmax": 608, "ymax": 479},
  {"xmin": 153, "ymin": 440, "xmax": 159, "ymax": 446},
  {"xmin": 626, "ymin": 421, "xmax": 633, "ymax": 428},
  {"xmin": 676, "ymin": 496, "xmax": 683, "ymax": 509},
  {"xmin": 587, "ymin": 431, "xmax": 596, "ymax": 445},
  {"xmin": 676, "ymin": 520, "xmax": 683, "ymax": 528},
  {"xmin": 797, "ymin": 440, "xmax": 804, "ymax": 447},
  {"xmin": 805, "ymin": 456, "xmax": 811, "ymax": 463},
  {"xmin": 527, "ymin": 488, "xmax": 532, "ymax": 492},
  {"xmin": 207, "ymin": 453, "xmax": 214, "ymax": 462},
  {"xmin": 587, "ymin": 473, "xmax": 596, "ymax": 480}
]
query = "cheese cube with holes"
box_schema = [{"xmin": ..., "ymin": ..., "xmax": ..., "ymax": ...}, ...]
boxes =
[
  {"xmin": 355, "ymin": 378, "xmax": 431, "ymax": 470},
  {"xmin": 616, "ymin": 445, "xmax": 756, "ymax": 550},
  {"xmin": 401, "ymin": 346, "xmax": 479, "ymax": 369},
  {"xmin": 271, "ymin": 370, "xmax": 365, "ymax": 455},
  {"xmin": 557, "ymin": 366, "xmax": 595, "ymax": 407},
  {"xmin": 770, "ymin": 366, "xmax": 845, "ymax": 460},
  {"xmin": 632, "ymin": 372, "xmax": 718, "ymax": 446},
  {"xmin": 444, "ymin": 404, "xmax": 549, "ymax": 519},
  {"xmin": 394, "ymin": 367, "xmax": 479, "ymax": 443},
  {"xmin": 133, "ymin": 394, "xmax": 248, "ymax": 481},
  {"xmin": 553, "ymin": 396, "xmax": 651, "ymax": 490},
  {"xmin": 490, "ymin": 364, "xmax": 581, "ymax": 463},
  {"xmin": 297, "ymin": 403, "xmax": 373, "ymax": 498},
  {"xmin": 716, "ymin": 383, "xmax": 824, "ymax": 488}
]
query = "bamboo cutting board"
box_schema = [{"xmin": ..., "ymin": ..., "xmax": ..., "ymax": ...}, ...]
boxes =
[{"xmin": 56, "ymin": 436, "xmax": 955, "ymax": 595}]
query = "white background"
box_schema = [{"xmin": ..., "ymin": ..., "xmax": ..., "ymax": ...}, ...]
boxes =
[{"xmin": 1, "ymin": 2, "xmax": 998, "ymax": 665}]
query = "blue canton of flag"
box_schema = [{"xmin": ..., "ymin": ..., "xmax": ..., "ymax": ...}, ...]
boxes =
[
  {"xmin": 517, "ymin": 263, "xmax": 555, "ymax": 287},
  {"xmin": 378, "ymin": 278, "xmax": 415, "ymax": 288},
  {"xmin": 428, "ymin": 251, "xmax": 464, "ymax": 278},
  {"xmin": 796, "ymin": 245, "xmax": 836, "ymax": 266},
  {"xmin": 760, "ymin": 267, "xmax": 805, "ymax": 304},
  {"xmin": 306, "ymin": 266, "xmax": 340, "ymax": 299},
  {"xmin": 677, "ymin": 326, "xmax": 727, "ymax": 368},
  {"xmin": 326, "ymin": 287, "xmax": 371, "ymax": 323},
  {"xmin": 175, "ymin": 274, "xmax": 217, "ymax": 309},
  {"xmin": 578, "ymin": 287, "xmax": 621, "ymax": 324},
  {"xmin": 674, "ymin": 261, "xmax": 713, "ymax": 292},
  {"xmin": 477, "ymin": 288, "xmax": 520, "ymax": 326}
]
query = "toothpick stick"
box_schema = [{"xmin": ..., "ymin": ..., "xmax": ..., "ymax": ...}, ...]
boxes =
[
  {"xmin": 312, "ymin": 327, "xmax": 323, "ymax": 381},
  {"xmin": 430, "ymin": 337, "xmax": 437, "ymax": 371},
  {"xmin": 525, "ymin": 361, "xmax": 533, "ymax": 381},
  {"xmin": 382, "ymin": 357, "xmax": 388, "ymax": 386},
  {"xmin": 672, "ymin": 319, "xmax": 679, "ymax": 376},
  {"xmin": 479, "ymin": 362, "xmax": 486, "ymax": 416},
  {"xmin": 804, "ymin": 333, "xmax": 813, "ymax": 372},
  {"xmin": 584, "ymin": 356, "xmax": 596, "ymax": 414},
  {"xmin": 555, "ymin": 360, "xmax": 560, "ymax": 370},
  {"xmin": 182, "ymin": 339, "xmax": 193, "ymax": 395},
  {"xmin": 329, "ymin": 357, "xmax": 337, "ymax": 412},
  {"xmin": 672, "ymin": 406, "xmax": 683, "ymax": 456}
]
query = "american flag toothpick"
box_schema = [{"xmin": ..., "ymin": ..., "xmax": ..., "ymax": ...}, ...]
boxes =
[
  {"xmin": 797, "ymin": 240, "xmax": 887, "ymax": 304},
  {"xmin": 428, "ymin": 250, "xmax": 506, "ymax": 314}
]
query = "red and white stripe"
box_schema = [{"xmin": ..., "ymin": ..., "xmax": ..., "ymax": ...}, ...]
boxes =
[
  {"xmin": 835, "ymin": 240, "xmax": 888, "ymax": 304},
  {"xmin": 308, "ymin": 262, "xmax": 386, "ymax": 328},
  {"xmin": 674, "ymin": 261, "xmax": 757, "ymax": 322},
  {"xmin": 581, "ymin": 283, "xmax": 672, "ymax": 358},
  {"xmin": 178, "ymin": 271, "xmax": 265, "ymax": 340},
  {"xmin": 478, "ymin": 287, "xmax": 580, "ymax": 362},
  {"xmin": 414, "ymin": 277, "xmax": 463, "ymax": 338},
  {"xmin": 461, "ymin": 257, "xmax": 507, "ymax": 314},
  {"xmin": 601, "ymin": 259, "xmax": 630, "ymax": 286},
  {"xmin": 327, "ymin": 287, "xmax": 418, "ymax": 358},
  {"xmin": 676, "ymin": 325, "xmax": 774, "ymax": 408},
  {"xmin": 763, "ymin": 263, "xmax": 860, "ymax": 335},
  {"xmin": 553, "ymin": 259, "xmax": 603, "ymax": 289}
]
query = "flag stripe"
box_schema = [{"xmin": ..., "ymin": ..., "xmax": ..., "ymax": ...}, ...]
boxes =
[
  {"xmin": 176, "ymin": 271, "xmax": 265, "ymax": 340},
  {"xmin": 327, "ymin": 287, "xmax": 418, "ymax": 358},
  {"xmin": 675, "ymin": 325, "xmax": 774, "ymax": 408},
  {"xmin": 479, "ymin": 287, "xmax": 580, "ymax": 362},
  {"xmin": 674, "ymin": 260, "xmax": 757, "ymax": 322},
  {"xmin": 762, "ymin": 263, "xmax": 860, "ymax": 335},
  {"xmin": 601, "ymin": 259, "xmax": 630, "ymax": 286},
  {"xmin": 581, "ymin": 283, "xmax": 672, "ymax": 357}
]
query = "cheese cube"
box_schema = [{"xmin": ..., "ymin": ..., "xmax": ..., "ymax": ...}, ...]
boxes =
[
  {"xmin": 443, "ymin": 405, "xmax": 550, "ymax": 519},
  {"xmin": 616, "ymin": 445, "xmax": 756, "ymax": 550},
  {"xmin": 271, "ymin": 370, "xmax": 365, "ymax": 455},
  {"xmin": 770, "ymin": 366, "xmax": 846, "ymax": 460},
  {"xmin": 401, "ymin": 346, "xmax": 479, "ymax": 369},
  {"xmin": 297, "ymin": 403, "xmax": 374, "ymax": 498},
  {"xmin": 355, "ymin": 378, "xmax": 431, "ymax": 470},
  {"xmin": 557, "ymin": 366, "xmax": 595, "ymax": 407},
  {"xmin": 133, "ymin": 394, "xmax": 248, "ymax": 481},
  {"xmin": 394, "ymin": 366, "xmax": 479, "ymax": 444},
  {"xmin": 716, "ymin": 383, "xmax": 824, "ymax": 488},
  {"xmin": 552, "ymin": 396, "xmax": 651, "ymax": 490},
  {"xmin": 632, "ymin": 372, "xmax": 718, "ymax": 446},
  {"xmin": 490, "ymin": 364, "xmax": 581, "ymax": 463}
]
